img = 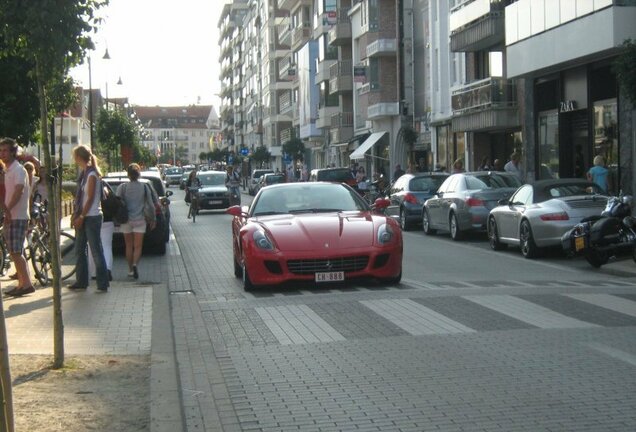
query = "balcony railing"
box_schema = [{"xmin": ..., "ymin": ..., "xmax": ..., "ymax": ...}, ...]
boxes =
[
  {"xmin": 451, "ymin": 77, "xmax": 516, "ymax": 114},
  {"xmin": 330, "ymin": 112, "xmax": 353, "ymax": 128},
  {"xmin": 292, "ymin": 23, "xmax": 311, "ymax": 49},
  {"xmin": 280, "ymin": 127, "xmax": 292, "ymax": 144},
  {"xmin": 366, "ymin": 38, "xmax": 397, "ymax": 57},
  {"xmin": 329, "ymin": 60, "xmax": 353, "ymax": 94}
]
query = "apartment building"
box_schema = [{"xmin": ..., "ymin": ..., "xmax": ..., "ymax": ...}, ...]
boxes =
[
  {"xmin": 447, "ymin": 0, "xmax": 520, "ymax": 173},
  {"xmin": 506, "ymin": 0, "xmax": 636, "ymax": 194},
  {"xmin": 136, "ymin": 106, "xmax": 219, "ymax": 165}
]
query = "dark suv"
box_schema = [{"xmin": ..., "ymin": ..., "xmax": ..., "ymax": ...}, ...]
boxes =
[
  {"xmin": 309, "ymin": 167, "xmax": 356, "ymax": 187},
  {"xmin": 103, "ymin": 171, "xmax": 173, "ymax": 254}
]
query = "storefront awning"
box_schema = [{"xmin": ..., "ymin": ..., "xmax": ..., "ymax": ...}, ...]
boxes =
[{"xmin": 349, "ymin": 131, "xmax": 387, "ymax": 160}]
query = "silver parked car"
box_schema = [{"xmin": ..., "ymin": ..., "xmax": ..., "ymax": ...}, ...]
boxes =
[
  {"xmin": 487, "ymin": 178, "xmax": 607, "ymax": 258},
  {"xmin": 422, "ymin": 171, "xmax": 522, "ymax": 240}
]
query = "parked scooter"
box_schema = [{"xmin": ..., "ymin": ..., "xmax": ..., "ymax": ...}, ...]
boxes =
[{"xmin": 562, "ymin": 193, "xmax": 636, "ymax": 267}]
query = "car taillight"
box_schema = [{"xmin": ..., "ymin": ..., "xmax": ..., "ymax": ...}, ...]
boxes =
[
  {"xmin": 404, "ymin": 193, "xmax": 418, "ymax": 204},
  {"xmin": 465, "ymin": 197, "xmax": 484, "ymax": 207},
  {"xmin": 540, "ymin": 212, "xmax": 569, "ymax": 221}
]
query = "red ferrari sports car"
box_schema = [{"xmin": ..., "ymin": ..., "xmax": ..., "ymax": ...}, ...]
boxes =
[{"xmin": 227, "ymin": 182, "xmax": 403, "ymax": 290}]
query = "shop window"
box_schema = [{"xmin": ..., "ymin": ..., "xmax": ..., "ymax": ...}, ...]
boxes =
[
  {"xmin": 538, "ymin": 111, "xmax": 559, "ymax": 179},
  {"xmin": 594, "ymin": 98, "xmax": 618, "ymax": 192}
]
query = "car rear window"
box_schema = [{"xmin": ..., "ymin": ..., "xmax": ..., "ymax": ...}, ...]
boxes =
[
  {"xmin": 466, "ymin": 174, "xmax": 522, "ymax": 190},
  {"xmin": 410, "ymin": 176, "xmax": 446, "ymax": 192},
  {"xmin": 546, "ymin": 183, "xmax": 605, "ymax": 198},
  {"xmin": 317, "ymin": 169, "xmax": 353, "ymax": 182}
]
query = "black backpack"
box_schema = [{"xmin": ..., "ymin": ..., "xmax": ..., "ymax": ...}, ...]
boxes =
[{"xmin": 101, "ymin": 181, "xmax": 128, "ymax": 224}]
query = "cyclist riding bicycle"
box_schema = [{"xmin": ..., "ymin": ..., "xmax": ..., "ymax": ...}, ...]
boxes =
[
  {"xmin": 225, "ymin": 165, "xmax": 241, "ymax": 206},
  {"xmin": 184, "ymin": 170, "xmax": 201, "ymax": 204}
]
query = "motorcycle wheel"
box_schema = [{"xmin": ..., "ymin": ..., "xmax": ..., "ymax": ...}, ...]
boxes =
[{"xmin": 584, "ymin": 249, "xmax": 609, "ymax": 268}]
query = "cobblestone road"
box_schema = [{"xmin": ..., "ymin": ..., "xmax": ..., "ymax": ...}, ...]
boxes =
[{"xmin": 166, "ymin": 189, "xmax": 636, "ymax": 432}]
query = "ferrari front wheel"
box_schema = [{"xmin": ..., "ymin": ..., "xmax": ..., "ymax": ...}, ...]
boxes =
[
  {"xmin": 382, "ymin": 270, "xmax": 402, "ymax": 285},
  {"xmin": 242, "ymin": 262, "xmax": 255, "ymax": 291}
]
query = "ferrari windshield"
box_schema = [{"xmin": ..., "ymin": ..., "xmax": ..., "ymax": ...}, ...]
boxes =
[{"xmin": 252, "ymin": 183, "xmax": 368, "ymax": 216}]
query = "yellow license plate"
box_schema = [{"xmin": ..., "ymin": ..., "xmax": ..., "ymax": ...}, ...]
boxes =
[{"xmin": 575, "ymin": 236, "xmax": 585, "ymax": 252}]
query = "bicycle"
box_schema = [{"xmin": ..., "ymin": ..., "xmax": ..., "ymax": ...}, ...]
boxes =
[
  {"xmin": 27, "ymin": 201, "xmax": 77, "ymax": 286},
  {"xmin": 228, "ymin": 185, "xmax": 241, "ymax": 207},
  {"xmin": 187, "ymin": 186, "xmax": 200, "ymax": 223}
]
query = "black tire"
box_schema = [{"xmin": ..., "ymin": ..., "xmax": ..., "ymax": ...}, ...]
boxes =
[
  {"xmin": 449, "ymin": 213, "xmax": 463, "ymax": 241},
  {"xmin": 422, "ymin": 209, "xmax": 436, "ymax": 235},
  {"xmin": 585, "ymin": 249, "xmax": 609, "ymax": 268},
  {"xmin": 233, "ymin": 256, "xmax": 242, "ymax": 278},
  {"xmin": 31, "ymin": 239, "xmax": 51, "ymax": 286},
  {"xmin": 519, "ymin": 220, "xmax": 540, "ymax": 258},
  {"xmin": 399, "ymin": 209, "xmax": 413, "ymax": 231},
  {"xmin": 382, "ymin": 270, "xmax": 402, "ymax": 285},
  {"xmin": 0, "ymin": 238, "xmax": 10, "ymax": 276},
  {"xmin": 488, "ymin": 217, "xmax": 507, "ymax": 251},
  {"xmin": 242, "ymin": 262, "xmax": 254, "ymax": 291},
  {"xmin": 60, "ymin": 231, "xmax": 77, "ymax": 280}
]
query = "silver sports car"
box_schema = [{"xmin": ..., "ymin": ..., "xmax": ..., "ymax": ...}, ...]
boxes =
[{"xmin": 487, "ymin": 179, "xmax": 607, "ymax": 258}]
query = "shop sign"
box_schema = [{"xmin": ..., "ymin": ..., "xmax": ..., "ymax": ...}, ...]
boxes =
[{"xmin": 559, "ymin": 100, "xmax": 577, "ymax": 113}]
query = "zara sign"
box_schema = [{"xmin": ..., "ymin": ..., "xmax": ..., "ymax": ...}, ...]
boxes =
[{"xmin": 559, "ymin": 100, "xmax": 577, "ymax": 113}]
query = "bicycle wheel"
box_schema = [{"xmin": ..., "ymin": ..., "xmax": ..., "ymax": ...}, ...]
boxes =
[
  {"xmin": 60, "ymin": 231, "xmax": 77, "ymax": 280},
  {"xmin": 31, "ymin": 231, "xmax": 76, "ymax": 285},
  {"xmin": 191, "ymin": 199, "xmax": 197, "ymax": 223},
  {"xmin": 0, "ymin": 234, "xmax": 10, "ymax": 277}
]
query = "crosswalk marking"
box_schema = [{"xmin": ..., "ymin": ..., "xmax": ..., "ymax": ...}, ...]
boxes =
[
  {"xmin": 565, "ymin": 294, "xmax": 636, "ymax": 318},
  {"xmin": 360, "ymin": 299, "xmax": 475, "ymax": 335},
  {"xmin": 256, "ymin": 305, "xmax": 345, "ymax": 345},
  {"xmin": 463, "ymin": 295, "xmax": 598, "ymax": 329}
]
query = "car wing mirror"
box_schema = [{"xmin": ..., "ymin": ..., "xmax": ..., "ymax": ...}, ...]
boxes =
[
  {"xmin": 165, "ymin": 190, "xmax": 174, "ymax": 198},
  {"xmin": 226, "ymin": 205, "xmax": 245, "ymax": 217},
  {"xmin": 373, "ymin": 198, "xmax": 391, "ymax": 210}
]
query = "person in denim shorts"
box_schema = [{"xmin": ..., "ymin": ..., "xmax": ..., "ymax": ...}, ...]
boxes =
[{"xmin": 1, "ymin": 137, "xmax": 34, "ymax": 297}]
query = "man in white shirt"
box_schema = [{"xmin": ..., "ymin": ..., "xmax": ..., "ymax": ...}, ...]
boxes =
[
  {"xmin": 504, "ymin": 152, "xmax": 523, "ymax": 181},
  {"xmin": 0, "ymin": 137, "xmax": 33, "ymax": 296}
]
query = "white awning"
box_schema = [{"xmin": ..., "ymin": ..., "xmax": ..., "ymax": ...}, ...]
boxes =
[{"xmin": 349, "ymin": 131, "xmax": 387, "ymax": 160}]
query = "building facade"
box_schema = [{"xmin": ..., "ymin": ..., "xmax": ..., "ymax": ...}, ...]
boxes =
[{"xmin": 506, "ymin": 0, "xmax": 636, "ymax": 192}]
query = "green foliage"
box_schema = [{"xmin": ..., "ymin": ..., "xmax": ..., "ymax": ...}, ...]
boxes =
[
  {"xmin": 251, "ymin": 146, "xmax": 271, "ymax": 166},
  {"xmin": 0, "ymin": 50, "xmax": 39, "ymax": 143},
  {"xmin": 198, "ymin": 151, "xmax": 208, "ymax": 162},
  {"xmin": 401, "ymin": 126, "xmax": 418, "ymax": 146},
  {"xmin": 133, "ymin": 144, "xmax": 157, "ymax": 168},
  {"xmin": 614, "ymin": 39, "xmax": 636, "ymax": 103},
  {"xmin": 96, "ymin": 108, "xmax": 138, "ymax": 152},
  {"xmin": 282, "ymin": 138, "xmax": 305, "ymax": 160}
]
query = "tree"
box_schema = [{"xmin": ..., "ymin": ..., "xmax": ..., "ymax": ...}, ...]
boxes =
[
  {"xmin": 251, "ymin": 145, "xmax": 272, "ymax": 168},
  {"xmin": 614, "ymin": 39, "xmax": 636, "ymax": 103},
  {"xmin": 0, "ymin": 0, "xmax": 107, "ymax": 377},
  {"xmin": 96, "ymin": 107, "xmax": 139, "ymax": 171},
  {"xmin": 199, "ymin": 151, "xmax": 208, "ymax": 163},
  {"xmin": 0, "ymin": 50, "xmax": 39, "ymax": 143},
  {"xmin": 133, "ymin": 143, "xmax": 156, "ymax": 168},
  {"xmin": 282, "ymin": 137, "xmax": 305, "ymax": 162}
]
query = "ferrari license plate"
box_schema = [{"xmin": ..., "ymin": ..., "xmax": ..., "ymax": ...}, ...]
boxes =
[
  {"xmin": 575, "ymin": 236, "xmax": 585, "ymax": 252},
  {"xmin": 315, "ymin": 271, "xmax": 344, "ymax": 282}
]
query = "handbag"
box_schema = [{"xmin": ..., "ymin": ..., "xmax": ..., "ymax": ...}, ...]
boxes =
[
  {"xmin": 143, "ymin": 184, "xmax": 157, "ymax": 229},
  {"xmin": 102, "ymin": 181, "xmax": 128, "ymax": 224}
]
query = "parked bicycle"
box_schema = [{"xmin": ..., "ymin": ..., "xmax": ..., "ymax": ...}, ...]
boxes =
[
  {"xmin": 21, "ymin": 201, "xmax": 76, "ymax": 286},
  {"xmin": 187, "ymin": 186, "xmax": 200, "ymax": 222}
]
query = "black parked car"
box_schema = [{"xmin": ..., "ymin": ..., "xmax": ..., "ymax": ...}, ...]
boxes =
[
  {"xmin": 103, "ymin": 171, "xmax": 173, "ymax": 254},
  {"xmin": 387, "ymin": 172, "xmax": 449, "ymax": 230}
]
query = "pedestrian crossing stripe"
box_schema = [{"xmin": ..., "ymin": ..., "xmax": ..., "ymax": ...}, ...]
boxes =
[
  {"xmin": 565, "ymin": 294, "xmax": 636, "ymax": 318},
  {"xmin": 255, "ymin": 305, "xmax": 345, "ymax": 345}
]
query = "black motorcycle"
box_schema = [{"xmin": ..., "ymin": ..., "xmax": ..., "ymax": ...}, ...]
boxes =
[{"xmin": 562, "ymin": 193, "xmax": 636, "ymax": 268}]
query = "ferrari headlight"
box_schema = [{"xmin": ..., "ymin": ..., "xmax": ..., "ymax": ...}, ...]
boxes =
[
  {"xmin": 253, "ymin": 230, "xmax": 274, "ymax": 250},
  {"xmin": 377, "ymin": 224, "xmax": 394, "ymax": 244}
]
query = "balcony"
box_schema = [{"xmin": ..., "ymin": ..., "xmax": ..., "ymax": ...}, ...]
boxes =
[
  {"xmin": 367, "ymin": 103, "xmax": 400, "ymax": 120},
  {"xmin": 277, "ymin": 0, "xmax": 296, "ymax": 10},
  {"xmin": 280, "ymin": 127, "xmax": 292, "ymax": 144},
  {"xmin": 329, "ymin": 112, "xmax": 354, "ymax": 144},
  {"xmin": 452, "ymin": 20, "xmax": 504, "ymax": 51},
  {"xmin": 327, "ymin": 9, "xmax": 351, "ymax": 46},
  {"xmin": 291, "ymin": 23, "xmax": 311, "ymax": 51},
  {"xmin": 316, "ymin": 59, "xmax": 337, "ymax": 84},
  {"xmin": 451, "ymin": 77, "xmax": 520, "ymax": 132},
  {"xmin": 329, "ymin": 60, "xmax": 353, "ymax": 94},
  {"xmin": 366, "ymin": 38, "xmax": 397, "ymax": 57},
  {"xmin": 316, "ymin": 106, "xmax": 339, "ymax": 129}
]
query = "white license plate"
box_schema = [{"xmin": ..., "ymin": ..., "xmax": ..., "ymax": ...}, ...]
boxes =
[
  {"xmin": 315, "ymin": 271, "xmax": 344, "ymax": 282},
  {"xmin": 209, "ymin": 200, "xmax": 223, "ymax": 205}
]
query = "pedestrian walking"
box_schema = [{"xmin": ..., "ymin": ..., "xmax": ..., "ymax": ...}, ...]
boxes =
[
  {"xmin": 587, "ymin": 155, "xmax": 609, "ymax": 193},
  {"xmin": 117, "ymin": 163, "xmax": 156, "ymax": 280},
  {"xmin": 89, "ymin": 180, "xmax": 115, "ymax": 282},
  {"xmin": 452, "ymin": 159, "xmax": 465, "ymax": 173},
  {"xmin": 1, "ymin": 138, "xmax": 34, "ymax": 297},
  {"xmin": 69, "ymin": 144, "xmax": 109, "ymax": 292}
]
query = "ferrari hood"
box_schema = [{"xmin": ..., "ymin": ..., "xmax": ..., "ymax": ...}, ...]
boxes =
[{"xmin": 255, "ymin": 212, "xmax": 377, "ymax": 251}]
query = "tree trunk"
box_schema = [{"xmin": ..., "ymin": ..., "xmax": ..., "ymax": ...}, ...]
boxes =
[
  {"xmin": 0, "ymin": 294, "xmax": 15, "ymax": 432},
  {"xmin": 35, "ymin": 58, "xmax": 65, "ymax": 369}
]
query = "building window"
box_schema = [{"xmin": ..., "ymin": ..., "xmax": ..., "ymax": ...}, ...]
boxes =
[
  {"xmin": 594, "ymin": 98, "xmax": 618, "ymax": 191},
  {"xmin": 368, "ymin": 58, "xmax": 380, "ymax": 89},
  {"xmin": 538, "ymin": 110, "xmax": 559, "ymax": 180}
]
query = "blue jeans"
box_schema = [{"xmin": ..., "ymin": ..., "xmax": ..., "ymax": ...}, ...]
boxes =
[{"xmin": 75, "ymin": 214, "xmax": 109, "ymax": 290}]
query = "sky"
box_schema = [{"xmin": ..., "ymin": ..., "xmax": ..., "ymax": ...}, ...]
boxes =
[{"xmin": 70, "ymin": 0, "xmax": 225, "ymax": 109}]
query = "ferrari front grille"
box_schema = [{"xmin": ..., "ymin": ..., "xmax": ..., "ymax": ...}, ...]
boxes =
[{"xmin": 287, "ymin": 256, "xmax": 369, "ymax": 275}]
